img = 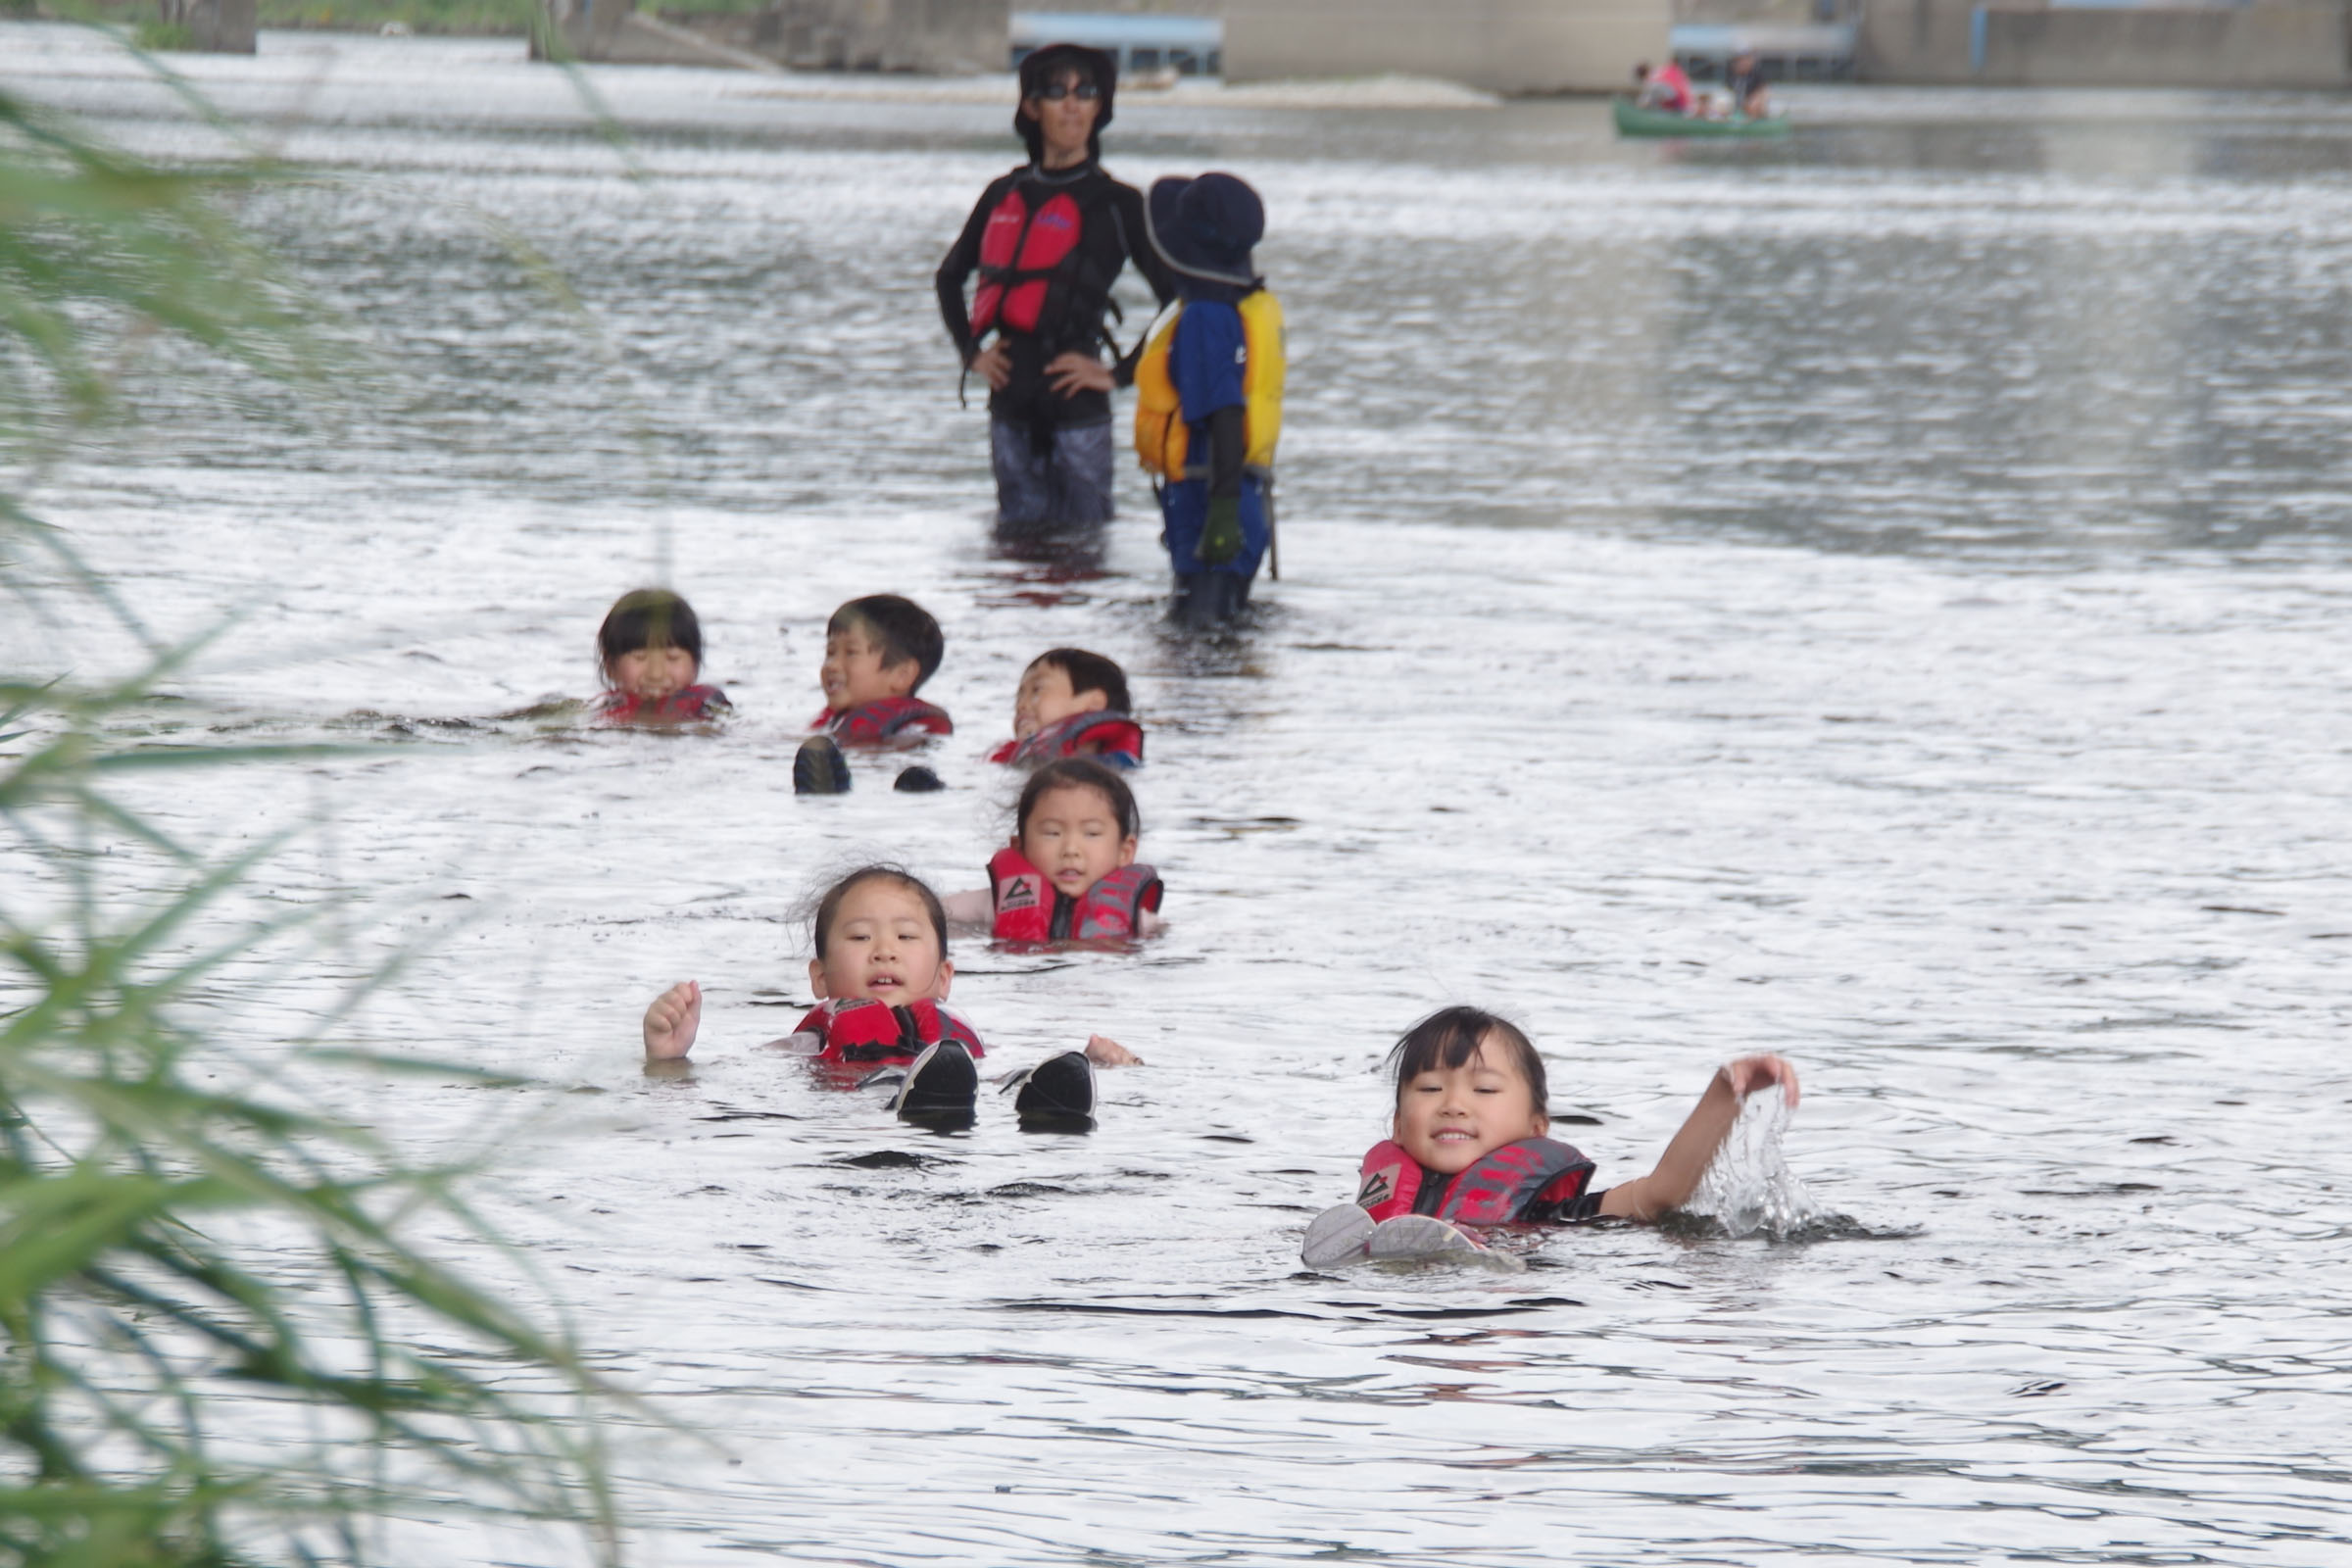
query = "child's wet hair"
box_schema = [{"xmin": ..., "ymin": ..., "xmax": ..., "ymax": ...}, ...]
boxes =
[
  {"xmin": 809, "ymin": 864, "xmax": 950, "ymax": 957},
  {"xmin": 829, "ymin": 595, "xmax": 945, "ymax": 691},
  {"xmin": 1386, "ymin": 1006, "xmax": 1550, "ymax": 1112},
  {"xmin": 1031, "ymin": 647, "xmax": 1131, "ymax": 714},
  {"xmin": 598, "ymin": 588, "xmax": 703, "ymax": 676},
  {"xmin": 1016, "ymin": 758, "xmax": 1140, "ymax": 841}
]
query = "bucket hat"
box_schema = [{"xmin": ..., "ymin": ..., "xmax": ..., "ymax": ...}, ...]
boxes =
[{"xmin": 1146, "ymin": 172, "xmax": 1263, "ymax": 287}]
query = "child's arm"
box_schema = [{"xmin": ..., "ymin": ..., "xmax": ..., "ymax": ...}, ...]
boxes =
[
  {"xmin": 1597, "ymin": 1054, "xmax": 1799, "ymax": 1222},
  {"xmin": 643, "ymin": 980, "xmax": 702, "ymax": 1060},
  {"xmin": 940, "ymin": 888, "xmax": 992, "ymax": 925}
]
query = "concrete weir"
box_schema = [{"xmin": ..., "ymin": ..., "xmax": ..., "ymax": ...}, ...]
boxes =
[
  {"xmin": 1220, "ymin": 0, "xmax": 1671, "ymax": 94},
  {"xmin": 1860, "ymin": 0, "xmax": 2352, "ymax": 89},
  {"xmin": 536, "ymin": 0, "xmax": 1672, "ymax": 94},
  {"xmin": 528, "ymin": 0, "xmax": 2351, "ymax": 91},
  {"xmin": 534, "ymin": 0, "xmax": 1007, "ymax": 74}
]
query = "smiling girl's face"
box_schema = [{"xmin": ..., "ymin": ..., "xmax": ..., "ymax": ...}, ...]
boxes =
[
  {"xmin": 808, "ymin": 877, "xmax": 953, "ymax": 1004},
  {"xmin": 1392, "ymin": 1030, "xmax": 1549, "ymax": 1175},
  {"xmin": 610, "ymin": 643, "xmax": 698, "ymax": 701}
]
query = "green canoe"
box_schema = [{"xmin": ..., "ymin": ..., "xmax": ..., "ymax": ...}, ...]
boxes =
[{"xmin": 1613, "ymin": 99, "xmax": 1792, "ymax": 139}]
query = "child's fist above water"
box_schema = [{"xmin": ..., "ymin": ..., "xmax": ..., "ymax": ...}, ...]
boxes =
[
  {"xmin": 1720, "ymin": 1053, "xmax": 1799, "ymax": 1106},
  {"xmin": 1084, "ymin": 1034, "xmax": 1143, "ymax": 1067},
  {"xmin": 644, "ymin": 980, "xmax": 702, "ymax": 1060}
]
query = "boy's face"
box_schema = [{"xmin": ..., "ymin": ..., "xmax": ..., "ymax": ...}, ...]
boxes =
[
  {"xmin": 1391, "ymin": 1034, "xmax": 1548, "ymax": 1176},
  {"xmin": 808, "ymin": 878, "xmax": 953, "ymax": 1004},
  {"xmin": 612, "ymin": 644, "xmax": 697, "ymax": 701},
  {"xmin": 1013, "ymin": 660, "xmax": 1108, "ymax": 738},
  {"xmin": 821, "ymin": 619, "xmax": 917, "ymax": 711}
]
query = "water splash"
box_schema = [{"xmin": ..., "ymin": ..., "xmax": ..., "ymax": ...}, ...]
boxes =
[{"xmin": 1690, "ymin": 1089, "xmax": 1820, "ymax": 1240}]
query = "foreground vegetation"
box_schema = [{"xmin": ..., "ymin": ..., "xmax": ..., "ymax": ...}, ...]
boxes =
[{"xmin": 2, "ymin": 48, "xmax": 631, "ymax": 1568}]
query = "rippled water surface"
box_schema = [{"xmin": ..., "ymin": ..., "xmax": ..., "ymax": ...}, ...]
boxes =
[{"xmin": 6, "ymin": 25, "xmax": 2352, "ymax": 1564}]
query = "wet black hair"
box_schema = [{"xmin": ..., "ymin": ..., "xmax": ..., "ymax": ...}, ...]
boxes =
[
  {"xmin": 1386, "ymin": 1006, "xmax": 1550, "ymax": 1114},
  {"xmin": 1015, "ymin": 42, "xmax": 1116, "ymax": 165},
  {"xmin": 828, "ymin": 595, "xmax": 945, "ymax": 691},
  {"xmin": 1016, "ymin": 757, "xmax": 1140, "ymax": 842},
  {"xmin": 1030, "ymin": 647, "xmax": 1131, "ymax": 715},
  {"xmin": 810, "ymin": 864, "xmax": 949, "ymax": 959},
  {"xmin": 598, "ymin": 587, "xmax": 703, "ymax": 680}
]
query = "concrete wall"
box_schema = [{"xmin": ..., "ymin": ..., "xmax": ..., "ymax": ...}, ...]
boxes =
[
  {"xmin": 1986, "ymin": 4, "xmax": 2351, "ymax": 88},
  {"xmin": 539, "ymin": 0, "xmax": 1006, "ymax": 73},
  {"xmin": 1858, "ymin": 0, "xmax": 2352, "ymax": 88},
  {"xmin": 1223, "ymin": 0, "xmax": 1674, "ymax": 94}
]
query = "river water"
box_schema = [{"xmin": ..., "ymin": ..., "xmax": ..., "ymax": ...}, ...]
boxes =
[{"xmin": 6, "ymin": 24, "xmax": 2351, "ymax": 1565}]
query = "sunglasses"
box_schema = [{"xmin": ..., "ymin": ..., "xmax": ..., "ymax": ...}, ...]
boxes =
[{"xmin": 1033, "ymin": 80, "xmax": 1102, "ymax": 102}]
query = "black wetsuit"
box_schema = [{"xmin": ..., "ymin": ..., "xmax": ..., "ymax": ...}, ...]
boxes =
[{"xmin": 935, "ymin": 162, "xmax": 1177, "ymax": 435}]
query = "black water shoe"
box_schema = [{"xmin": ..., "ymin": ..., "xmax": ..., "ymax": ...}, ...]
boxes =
[
  {"xmin": 794, "ymin": 735, "xmax": 850, "ymax": 795},
  {"xmin": 894, "ymin": 765, "xmax": 945, "ymax": 793},
  {"xmin": 1004, "ymin": 1049, "xmax": 1095, "ymax": 1130},
  {"xmin": 891, "ymin": 1039, "xmax": 977, "ymax": 1125}
]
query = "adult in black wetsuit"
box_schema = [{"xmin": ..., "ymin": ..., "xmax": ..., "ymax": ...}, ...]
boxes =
[{"xmin": 936, "ymin": 43, "xmax": 1177, "ymax": 532}]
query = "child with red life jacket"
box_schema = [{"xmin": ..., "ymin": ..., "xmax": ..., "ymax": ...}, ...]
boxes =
[
  {"xmin": 1301, "ymin": 1005, "xmax": 1800, "ymax": 1265},
  {"xmin": 593, "ymin": 588, "xmax": 730, "ymax": 725},
  {"xmin": 1633, "ymin": 60, "xmax": 1696, "ymax": 115},
  {"xmin": 796, "ymin": 596, "xmax": 955, "ymax": 795},
  {"xmin": 1135, "ymin": 172, "xmax": 1285, "ymax": 627},
  {"xmin": 643, "ymin": 865, "xmax": 1140, "ymax": 1123},
  {"xmin": 942, "ymin": 759, "xmax": 1163, "ymax": 945},
  {"xmin": 989, "ymin": 648, "xmax": 1144, "ymax": 769}
]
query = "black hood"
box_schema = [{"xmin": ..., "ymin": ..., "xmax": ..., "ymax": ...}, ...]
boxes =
[{"xmin": 1015, "ymin": 42, "xmax": 1117, "ymax": 165}]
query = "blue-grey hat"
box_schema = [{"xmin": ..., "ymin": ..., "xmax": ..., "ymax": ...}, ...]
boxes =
[{"xmin": 1146, "ymin": 172, "xmax": 1264, "ymax": 288}]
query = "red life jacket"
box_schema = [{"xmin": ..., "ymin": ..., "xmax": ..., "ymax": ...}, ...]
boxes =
[
  {"xmin": 597, "ymin": 684, "xmax": 729, "ymax": 724},
  {"xmin": 1354, "ymin": 1138, "xmax": 1596, "ymax": 1226},
  {"xmin": 987, "ymin": 710, "xmax": 1145, "ymax": 767},
  {"xmin": 969, "ymin": 178, "xmax": 1112, "ymax": 347},
  {"xmin": 987, "ymin": 846, "xmax": 1161, "ymax": 943},
  {"xmin": 790, "ymin": 997, "xmax": 985, "ymax": 1064},
  {"xmin": 816, "ymin": 697, "xmax": 954, "ymax": 745}
]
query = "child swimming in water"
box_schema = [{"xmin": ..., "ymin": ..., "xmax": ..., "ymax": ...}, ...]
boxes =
[
  {"xmin": 594, "ymin": 588, "xmax": 730, "ymax": 724},
  {"xmin": 989, "ymin": 648, "xmax": 1144, "ymax": 768},
  {"xmin": 941, "ymin": 759, "xmax": 1163, "ymax": 944},
  {"xmin": 1301, "ymin": 1005, "xmax": 1799, "ymax": 1265},
  {"xmin": 643, "ymin": 864, "xmax": 1140, "ymax": 1122},
  {"xmin": 795, "ymin": 595, "xmax": 955, "ymax": 794}
]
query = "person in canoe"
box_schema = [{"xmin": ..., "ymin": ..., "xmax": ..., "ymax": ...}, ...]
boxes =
[
  {"xmin": 1726, "ymin": 51, "xmax": 1772, "ymax": 121},
  {"xmin": 1632, "ymin": 59, "xmax": 1695, "ymax": 116},
  {"xmin": 936, "ymin": 43, "xmax": 1179, "ymax": 537}
]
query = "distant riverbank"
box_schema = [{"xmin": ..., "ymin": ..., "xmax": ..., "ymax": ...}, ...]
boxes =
[{"xmin": 24, "ymin": 0, "xmax": 767, "ymax": 37}]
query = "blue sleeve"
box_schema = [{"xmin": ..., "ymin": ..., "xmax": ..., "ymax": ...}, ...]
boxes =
[{"xmin": 1170, "ymin": 302, "xmax": 1246, "ymax": 423}]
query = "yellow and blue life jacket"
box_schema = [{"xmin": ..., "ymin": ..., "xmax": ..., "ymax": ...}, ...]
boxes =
[{"xmin": 1133, "ymin": 288, "xmax": 1285, "ymax": 481}]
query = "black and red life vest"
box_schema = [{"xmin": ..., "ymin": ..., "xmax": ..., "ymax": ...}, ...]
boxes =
[
  {"xmin": 790, "ymin": 997, "xmax": 985, "ymax": 1064},
  {"xmin": 817, "ymin": 697, "xmax": 954, "ymax": 745},
  {"xmin": 970, "ymin": 177, "xmax": 1115, "ymax": 350},
  {"xmin": 596, "ymin": 684, "xmax": 729, "ymax": 724},
  {"xmin": 987, "ymin": 710, "xmax": 1145, "ymax": 768},
  {"xmin": 1354, "ymin": 1137, "xmax": 1596, "ymax": 1226},
  {"xmin": 986, "ymin": 847, "xmax": 1161, "ymax": 944}
]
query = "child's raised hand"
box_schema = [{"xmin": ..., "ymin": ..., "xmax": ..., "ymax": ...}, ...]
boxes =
[
  {"xmin": 1721, "ymin": 1053, "xmax": 1799, "ymax": 1107},
  {"xmin": 1084, "ymin": 1034, "xmax": 1143, "ymax": 1067},
  {"xmin": 644, "ymin": 980, "xmax": 702, "ymax": 1060}
]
